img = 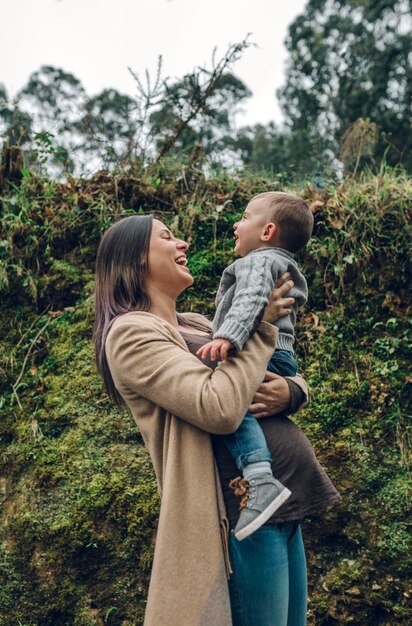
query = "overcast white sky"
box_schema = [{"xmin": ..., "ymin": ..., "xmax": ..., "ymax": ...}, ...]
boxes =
[{"xmin": 0, "ymin": 0, "xmax": 306, "ymax": 127}]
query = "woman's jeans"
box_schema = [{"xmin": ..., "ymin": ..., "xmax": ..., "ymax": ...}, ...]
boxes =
[
  {"xmin": 223, "ymin": 349, "xmax": 298, "ymax": 469},
  {"xmin": 228, "ymin": 522, "xmax": 307, "ymax": 626}
]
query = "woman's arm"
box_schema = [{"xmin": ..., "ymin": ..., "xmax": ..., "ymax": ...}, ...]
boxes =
[{"xmin": 105, "ymin": 313, "xmax": 278, "ymax": 435}]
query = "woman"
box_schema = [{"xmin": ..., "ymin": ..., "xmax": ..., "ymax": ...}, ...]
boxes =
[{"xmin": 94, "ymin": 214, "xmax": 340, "ymax": 626}]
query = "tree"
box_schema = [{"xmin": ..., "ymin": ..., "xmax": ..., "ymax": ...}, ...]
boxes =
[
  {"xmin": 0, "ymin": 84, "xmax": 33, "ymax": 147},
  {"xmin": 16, "ymin": 66, "xmax": 87, "ymax": 173},
  {"xmin": 75, "ymin": 89, "xmax": 138, "ymax": 166},
  {"xmin": 148, "ymin": 40, "xmax": 252, "ymax": 164},
  {"xmin": 237, "ymin": 123, "xmax": 295, "ymax": 177},
  {"xmin": 149, "ymin": 72, "xmax": 251, "ymax": 163},
  {"xmin": 278, "ymin": 0, "xmax": 412, "ymax": 173},
  {"xmin": 18, "ymin": 66, "xmax": 85, "ymax": 129}
]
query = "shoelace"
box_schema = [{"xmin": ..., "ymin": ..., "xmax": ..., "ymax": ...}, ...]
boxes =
[{"xmin": 229, "ymin": 476, "xmax": 251, "ymax": 511}]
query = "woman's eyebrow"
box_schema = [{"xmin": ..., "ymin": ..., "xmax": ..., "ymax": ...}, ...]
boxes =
[{"xmin": 159, "ymin": 228, "xmax": 172, "ymax": 236}]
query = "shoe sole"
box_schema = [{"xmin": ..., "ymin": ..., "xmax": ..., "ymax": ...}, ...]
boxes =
[{"xmin": 234, "ymin": 487, "xmax": 292, "ymax": 541}]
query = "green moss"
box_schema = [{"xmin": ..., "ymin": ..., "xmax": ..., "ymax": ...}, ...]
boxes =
[{"xmin": 0, "ymin": 166, "xmax": 411, "ymax": 624}]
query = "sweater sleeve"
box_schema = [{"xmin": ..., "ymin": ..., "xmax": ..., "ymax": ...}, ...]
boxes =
[
  {"xmin": 105, "ymin": 315, "xmax": 278, "ymax": 435},
  {"xmin": 214, "ymin": 254, "xmax": 279, "ymax": 351},
  {"xmin": 214, "ymin": 268, "xmax": 230, "ymax": 307}
]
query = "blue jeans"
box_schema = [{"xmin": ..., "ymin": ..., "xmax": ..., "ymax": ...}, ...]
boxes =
[
  {"xmin": 228, "ymin": 523, "xmax": 307, "ymax": 626},
  {"xmin": 223, "ymin": 350, "xmax": 298, "ymax": 470}
]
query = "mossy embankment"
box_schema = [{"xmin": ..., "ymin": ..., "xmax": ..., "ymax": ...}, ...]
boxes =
[{"xmin": 0, "ymin": 164, "xmax": 410, "ymax": 625}]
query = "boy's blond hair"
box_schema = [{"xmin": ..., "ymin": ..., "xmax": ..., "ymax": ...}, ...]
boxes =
[{"xmin": 252, "ymin": 191, "xmax": 313, "ymax": 253}]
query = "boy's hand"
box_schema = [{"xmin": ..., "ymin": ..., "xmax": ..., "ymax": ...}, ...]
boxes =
[{"xmin": 196, "ymin": 338, "xmax": 235, "ymax": 361}]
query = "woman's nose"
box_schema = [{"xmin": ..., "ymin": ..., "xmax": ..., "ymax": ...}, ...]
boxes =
[{"xmin": 177, "ymin": 239, "xmax": 189, "ymax": 251}]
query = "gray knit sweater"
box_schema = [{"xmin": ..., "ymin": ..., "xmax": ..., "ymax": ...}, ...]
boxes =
[{"xmin": 212, "ymin": 247, "xmax": 308, "ymax": 352}]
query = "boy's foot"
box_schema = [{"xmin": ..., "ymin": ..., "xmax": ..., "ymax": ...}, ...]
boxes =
[{"xmin": 230, "ymin": 475, "xmax": 291, "ymax": 541}]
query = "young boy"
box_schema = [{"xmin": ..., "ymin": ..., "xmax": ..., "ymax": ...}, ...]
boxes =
[{"xmin": 197, "ymin": 191, "xmax": 313, "ymax": 541}]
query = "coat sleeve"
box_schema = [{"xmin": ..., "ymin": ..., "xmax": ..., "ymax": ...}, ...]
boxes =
[
  {"xmin": 287, "ymin": 374, "xmax": 309, "ymax": 408},
  {"xmin": 105, "ymin": 316, "xmax": 278, "ymax": 435},
  {"xmin": 214, "ymin": 254, "xmax": 280, "ymax": 351}
]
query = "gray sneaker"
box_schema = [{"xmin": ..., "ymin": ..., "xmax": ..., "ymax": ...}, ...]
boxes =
[{"xmin": 231, "ymin": 475, "xmax": 292, "ymax": 541}]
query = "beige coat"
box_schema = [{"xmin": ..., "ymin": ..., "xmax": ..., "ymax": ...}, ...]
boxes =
[{"xmin": 105, "ymin": 311, "xmax": 303, "ymax": 626}]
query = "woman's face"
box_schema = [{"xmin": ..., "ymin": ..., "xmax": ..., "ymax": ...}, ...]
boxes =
[{"xmin": 146, "ymin": 219, "xmax": 193, "ymax": 298}]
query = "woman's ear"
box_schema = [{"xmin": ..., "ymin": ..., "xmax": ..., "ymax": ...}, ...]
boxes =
[{"xmin": 260, "ymin": 222, "xmax": 277, "ymax": 243}]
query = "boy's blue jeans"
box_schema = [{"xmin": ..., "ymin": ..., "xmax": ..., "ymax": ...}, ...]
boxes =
[
  {"xmin": 223, "ymin": 349, "xmax": 298, "ymax": 470},
  {"xmin": 228, "ymin": 522, "xmax": 307, "ymax": 626}
]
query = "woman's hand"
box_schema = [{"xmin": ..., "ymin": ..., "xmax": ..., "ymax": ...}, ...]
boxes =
[
  {"xmin": 248, "ymin": 372, "xmax": 291, "ymax": 418},
  {"xmin": 262, "ymin": 273, "xmax": 295, "ymax": 324}
]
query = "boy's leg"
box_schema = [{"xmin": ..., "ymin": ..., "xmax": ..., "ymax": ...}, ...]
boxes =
[
  {"xmin": 223, "ymin": 411, "xmax": 272, "ymax": 471},
  {"xmin": 267, "ymin": 350, "xmax": 298, "ymax": 377},
  {"xmin": 224, "ymin": 415, "xmax": 291, "ymax": 541}
]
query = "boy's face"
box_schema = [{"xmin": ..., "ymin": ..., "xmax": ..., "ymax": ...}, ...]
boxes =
[{"xmin": 233, "ymin": 197, "xmax": 272, "ymax": 257}]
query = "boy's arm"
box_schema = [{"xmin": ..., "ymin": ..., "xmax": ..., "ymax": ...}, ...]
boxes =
[
  {"xmin": 197, "ymin": 337, "xmax": 234, "ymax": 361},
  {"xmin": 214, "ymin": 264, "xmax": 235, "ymax": 307},
  {"xmin": 214, "ymin": 254, "xmax": 279, "ymax": 351}
]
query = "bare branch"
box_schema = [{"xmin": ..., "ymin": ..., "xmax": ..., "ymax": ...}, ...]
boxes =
[{"xmin": 155, "ymin": 35, "xmax": 253, "ymax": 162}]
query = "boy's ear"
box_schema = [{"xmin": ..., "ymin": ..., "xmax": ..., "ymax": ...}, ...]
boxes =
[{"xmin": 260, "ymin": 222, "xmax": 277, "ymax": 242}]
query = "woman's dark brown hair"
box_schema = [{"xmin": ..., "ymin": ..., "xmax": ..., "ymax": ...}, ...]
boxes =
[{"xmin": 93, "ymin": 214, "xmax": 154, "ymax": 406}]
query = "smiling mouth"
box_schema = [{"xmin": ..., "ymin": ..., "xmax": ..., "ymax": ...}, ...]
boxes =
[
  {"xmin": 175, "ymin": 255, "xmax": 187, "ymax": 265},
  {"xmin": 175, "ymin": 255, "xmax": 190, "ymax": 272}
]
